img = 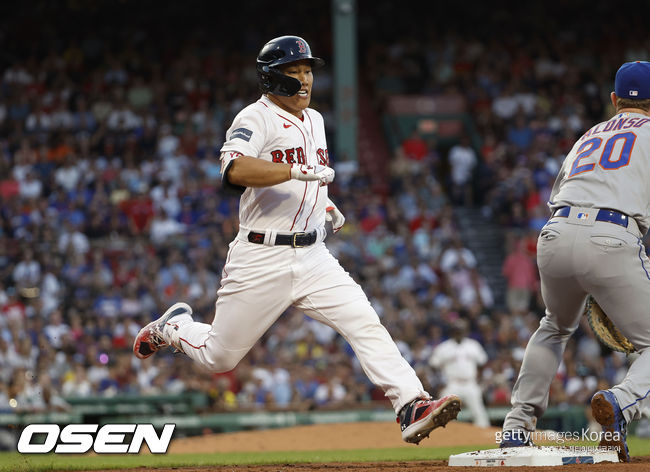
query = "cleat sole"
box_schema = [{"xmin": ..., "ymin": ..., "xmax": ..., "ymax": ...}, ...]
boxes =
[
  {"xmin": 591, "ymin": 393, "xmax": 629, "ymax": 463},
  {"xmin": 405, "ymin": 398, "xmax": 462, "ymax": 445}
]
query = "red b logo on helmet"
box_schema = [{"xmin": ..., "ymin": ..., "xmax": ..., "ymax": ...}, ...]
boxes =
[{"xmin": 296, "ymin": 39, "xmax": 307, "ymax": 53}]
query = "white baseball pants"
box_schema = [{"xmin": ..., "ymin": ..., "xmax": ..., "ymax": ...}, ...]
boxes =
[{"xmin": 173, "ymin": 235, "xmax": 428, "ymax": 413}]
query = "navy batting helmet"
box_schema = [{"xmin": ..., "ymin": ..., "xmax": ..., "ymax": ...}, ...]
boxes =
[{"xmin": 256, "ymin": 36, "xmax": 325, "ymax": 97}]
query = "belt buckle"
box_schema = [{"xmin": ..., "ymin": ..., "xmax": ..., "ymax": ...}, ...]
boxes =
[{"xmin": 292, "ymin": 232, "xmax": 306, "ymax": 248}]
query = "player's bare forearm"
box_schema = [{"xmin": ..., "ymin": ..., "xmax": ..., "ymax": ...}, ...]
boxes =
[{"xmin": 227, "ymin": 155, "xmax": 291, "ymax": 187}]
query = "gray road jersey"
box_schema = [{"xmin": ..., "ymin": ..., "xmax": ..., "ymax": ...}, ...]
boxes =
[{"xmin": 549, "ymin": 112, "xmax": 650, "ymax": 233}]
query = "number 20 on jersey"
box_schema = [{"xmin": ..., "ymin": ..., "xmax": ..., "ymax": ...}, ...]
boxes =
[{"xmin": 569, "ymin": 132, "xmax": 636, "ymax": 177}]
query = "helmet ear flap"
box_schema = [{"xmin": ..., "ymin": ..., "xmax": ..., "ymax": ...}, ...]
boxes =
[
  {"xmin": 257, "ymin": 66, "xmax": 301, "ymax": 97},
  {"xmin": 258, "ymin": 65, "xmax": 273, "ymax": 93},
  {"xmin": 268, "ymin": 68, "xmax": 301, "ymax": 96}
]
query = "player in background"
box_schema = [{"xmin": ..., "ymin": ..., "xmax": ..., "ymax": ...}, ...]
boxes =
[
  {"xmin": 500, "ymin": 61, "xmax": 650, "ymax": 462},
  {"xmin": 430, "ymin": 319, "xmax": 490, "ymax": 428},
  {"xmin": 133, "ymin": 35, "xmax": 460, "ymax": 444}
]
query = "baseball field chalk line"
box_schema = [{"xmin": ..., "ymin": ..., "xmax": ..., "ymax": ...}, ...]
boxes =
[{"xmin": 448, "ymin": 446, "xmax": 619, "ymax": 467}]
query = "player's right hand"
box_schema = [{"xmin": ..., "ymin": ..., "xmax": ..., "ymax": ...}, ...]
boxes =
[
  {"xmin": 290, "ymin": 163, "xmax": 335, "ymax": 186},
  {"xmin": 326, "ymin": 202, "xmax": 345, "ymax": 233}
]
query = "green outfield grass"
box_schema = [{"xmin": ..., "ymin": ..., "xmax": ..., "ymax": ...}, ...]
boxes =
[{"xmin": 1, "ymin": 438, "xmax": 649, "ymax": 471}]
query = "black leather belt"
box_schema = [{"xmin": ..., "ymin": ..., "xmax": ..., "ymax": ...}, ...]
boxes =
[
  {"xmin": 248, "ymin": 229, "xmax": 318, "ymax": 247},
  {"xmin": 553, "ymin": 206, "xmax": 629, "ymax": 228}
]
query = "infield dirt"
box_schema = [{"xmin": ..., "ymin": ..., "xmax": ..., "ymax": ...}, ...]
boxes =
[
  {"xmin": 167, "ymin": 420, "xmax": 498, "ymax": 453},
  {"xmin": 83, "ymin": 459, "xmax": 650, "ymax": 471}
]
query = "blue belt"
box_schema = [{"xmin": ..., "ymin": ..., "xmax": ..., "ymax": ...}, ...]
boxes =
[{"xmin": 553, "ymin": 206, "xmax": 629, "ymax": 228}]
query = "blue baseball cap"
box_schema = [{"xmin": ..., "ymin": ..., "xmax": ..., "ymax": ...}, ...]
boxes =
[{"xmin": 615, "ymin": 61, "xmax": 650, "ymax": 99}]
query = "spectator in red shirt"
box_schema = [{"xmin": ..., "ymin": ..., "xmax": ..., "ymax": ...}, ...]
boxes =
[
  {"xmin": 401, "ymin": 129, "xmax": 428, "ymax": 161},
  {"xmin": 360, "ymin": 200, "xmax": 385, "ymax": 234},
  {"xmin": 502, "ymin": 237, "xmax": 538, "ymax": 315},
  {"xmin": 1, "ymin": 286, "xmax": 25, "ymax": 324},
  {"xmin": 120, "ymin": 187, "xmax": 154, "ymax": 236}
]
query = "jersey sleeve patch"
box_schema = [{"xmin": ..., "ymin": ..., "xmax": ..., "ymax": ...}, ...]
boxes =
[{"xmin": 230, "ymin": 127, "xmax": 253, "ymax": 142}]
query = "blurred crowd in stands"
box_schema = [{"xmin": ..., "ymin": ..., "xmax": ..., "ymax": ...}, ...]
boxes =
[{"xmin": 0, "ymin": 1, "xmax": 646, "ymax": 424}]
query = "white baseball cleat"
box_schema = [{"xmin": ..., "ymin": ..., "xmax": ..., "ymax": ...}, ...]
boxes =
[
  {"xmin": 398, "ymin": 394, "xmax": 462, "ymax": 444},
  {"xmin": 133, "ymin": 302, "xmax": 193, "ymax": 359}
]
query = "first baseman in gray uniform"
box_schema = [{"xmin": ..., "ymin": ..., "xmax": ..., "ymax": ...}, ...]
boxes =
[{"xmin": 500, "ymin": 61, "xmax": 650, "ymax": 462}]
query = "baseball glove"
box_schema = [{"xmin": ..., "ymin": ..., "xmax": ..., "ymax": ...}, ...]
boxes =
[{"xmin": 585, "ymin": 295, "xmax": 636, "ymax": 354}]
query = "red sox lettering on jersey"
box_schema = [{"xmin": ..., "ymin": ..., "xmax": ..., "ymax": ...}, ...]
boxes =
[
  {"xmin": 220, "ymin": 94, "xmax": 329, "ymax": 232},
  {"xmin": 269, "ymin": 147, "xmax": 328, "ymax": 165}
]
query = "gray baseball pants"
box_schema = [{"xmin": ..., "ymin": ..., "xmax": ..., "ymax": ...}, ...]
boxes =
[{"xmin": 504, "ymin": 207, "xmax": 650, "ymax": 431}]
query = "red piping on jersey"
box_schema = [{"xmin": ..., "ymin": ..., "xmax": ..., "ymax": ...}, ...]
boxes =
[
  {"xmin": 290, "ymin": 183, "xmax": 308, "ymax": 231},
  {"xmin": 282, "ymin": 114, "xmax": 309, "ymax": 229},
  {"xmin": 305, "ymin": 109, "xmax": 315, "ymax": 137},
  {"xmin": 259, "ymin": 100, "xmax": 308, "ymax": 148},
  {"xmin": 272, "ymin": 113, "xmax": 307, "ymax": 150},
  {"xmin": 302, "ymin": 109, "xmax": 323, "ymax": 231},
  {"xmin": 259, "ymin": 99, "xmax": 312, "ymax": 230},
  {"xmin": 303, "ymin": 183, "xmax": 319, "ymax": 231},
  {"xmin": 180, "ymin": 337, "xmax": 207, "ymax": 350}
]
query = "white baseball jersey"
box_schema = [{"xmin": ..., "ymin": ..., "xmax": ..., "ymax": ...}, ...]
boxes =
[
  {"xmin": 168, "ymin": 93, "xmax": 430, "ymax": 414},
  {"xmin": 549, "ymin": 112, "xmax": 650, "ymax": 233},
  {"xmin": 430, "ymin": 337, "xmax": 490, "ymax": 427},
  {"xmin": 430, "ymin": 338, "xmax": 487, "ymax": 382},
  {"xmin": 220, "ymin": 94, "xmax": 330, "ymax": 232}
]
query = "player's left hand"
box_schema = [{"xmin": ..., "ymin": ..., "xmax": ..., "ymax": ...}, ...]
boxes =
[
  {"xmin": 315, "ymin": 164, "xmax": 335, "ymax": 186},
  {"xmin": 290, "ymin": 163, "xmax": 335, "ymax": 186},
  {"xmin": 326, "ymin": 200, "xmax": 345, "ymax": 233}
]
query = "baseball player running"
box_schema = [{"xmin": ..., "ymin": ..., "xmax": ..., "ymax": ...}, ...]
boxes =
[
  {"xmin": 500, "ymin": 61, "xmax": 650, "ymax": 462},
  {"xmin": 133, "ymin": 35, "xmax": 460, "ymax": 444}
]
